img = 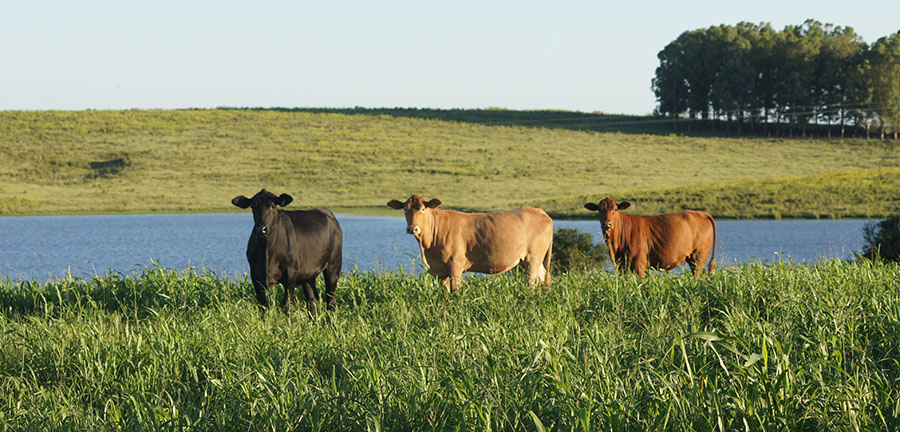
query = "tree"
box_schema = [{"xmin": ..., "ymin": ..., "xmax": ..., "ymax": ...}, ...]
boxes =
[
  {"xmin": 652, "ymin": 20, "xmax": 890, "ymax": 138},
  {"xmin": 653, "ymin": 28, "xmax": 719, "ymax": 121},
  {"xmin": 750, "ymin": 24, "xmax": 779, "ymax": 129},
  {"xmin": 680, "ymin": 29, "xmax": 718, "ymax": 119},
  {"xmin": 847, "ymin": 45, "xmax": 875, "ymax": 138},
  {"xmin": 708, "ymin": 24, "xmax": 756, "ymax": 127},
  {"xmin": 814, "ymin": 25, "xmax": 867, "ymax": 136},
  {"xmin": 652, "ymin": 38, "xmax": 689, "ymax": 121},
  {"xmin": 774, "ymin": 20, "xmax": 824, "ymax": 137},
  {"xmin": 868, "ymin": 32, "xmax": 900, "ymax": 139}
]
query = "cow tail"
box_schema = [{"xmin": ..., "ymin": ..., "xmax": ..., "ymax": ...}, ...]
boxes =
[
  {"xmin": 543, "ymin": 235, "xmax": 553, "ymax": 285},
  {"xmin": 706, "ymin": 214, "xmax": 717, "ymax": 274}
]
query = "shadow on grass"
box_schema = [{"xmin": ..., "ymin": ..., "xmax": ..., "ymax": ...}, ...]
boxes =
[
  {"xmin": 227, "ymin": 107, "xmax": 680, "ymax": 135},
  {"xmin": 222, "ymin": 107, "xmax": 874, "ymax": 139}
]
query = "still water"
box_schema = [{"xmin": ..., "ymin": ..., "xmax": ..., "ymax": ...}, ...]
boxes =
[{"xmin": 0, "ymin": 214, "xmax": 872, "ymax": 281}]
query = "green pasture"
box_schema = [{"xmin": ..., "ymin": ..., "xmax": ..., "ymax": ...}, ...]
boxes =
[
  {"xmin": 1, "ymin": 109, "xmax": 898, "ymax": 217},
  {"xmin": 552, "ymin": 167, "xmax": 900, "ymax": 219},
  {"xmin": 1, "ymin": 261, "xmax": 899, "ymax": 430}
]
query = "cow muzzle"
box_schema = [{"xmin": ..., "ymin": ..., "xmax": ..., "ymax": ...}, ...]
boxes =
[
  {"xmin": 407, "ymin": 225, "xmax": 421, "ymax": 236},
  {"xmin": 253, "ymin": 225, "xmax": 269, "ymax": 236}
]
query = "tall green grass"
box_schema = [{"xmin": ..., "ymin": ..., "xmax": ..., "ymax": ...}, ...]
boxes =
[{"xmin": 1, "ymin": 261, "xmax": 898, "ymax": 430}]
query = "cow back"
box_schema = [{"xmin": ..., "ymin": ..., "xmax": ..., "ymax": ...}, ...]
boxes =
[{"xmin": 429, "ymin": 207, "xmax": 552, "ymax": 273}]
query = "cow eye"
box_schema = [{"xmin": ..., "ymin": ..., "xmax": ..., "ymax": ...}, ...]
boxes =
[{"xmin": 420, "ymin": 207, "xmax": 426, "ymax": 213}]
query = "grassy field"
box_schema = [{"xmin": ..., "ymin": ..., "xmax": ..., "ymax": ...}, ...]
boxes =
[
  {"xmin": 551, "ymin": 167, "xmax": 900, "ymax": 219},
  {"xmin": 1, "ymin": 109, "xmax": 899, "ymax": 218},
  {"xmin": 1, "ymin": 261, "xmax": 899, "ymax": 430}
]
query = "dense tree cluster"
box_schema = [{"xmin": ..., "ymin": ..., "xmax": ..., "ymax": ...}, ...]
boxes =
[{"xmin": 652, "ymin": 20, "xmax": 900, "ymax": 138}]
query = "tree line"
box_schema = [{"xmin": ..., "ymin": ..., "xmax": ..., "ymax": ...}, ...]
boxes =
[{"xmin": 652, "ymin": 20, "xmax": 900, "ymax": 139}]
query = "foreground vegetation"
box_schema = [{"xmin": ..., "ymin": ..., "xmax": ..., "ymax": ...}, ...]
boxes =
[
  {"xmin": 1, "ymin": 260, "xmax": 899, "ymax": 430},
  {"xmin": 2, "ymin": 109, "xmax": 899, "ymax": 218},
  {"xmin": 864, "ymin": 215, "xmax": 900, "ymax": 262}
]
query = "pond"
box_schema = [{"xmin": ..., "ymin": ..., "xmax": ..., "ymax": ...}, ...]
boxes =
[{"xmin": 0, "ymin": 214, "xmax": 872, "ymax": 281}]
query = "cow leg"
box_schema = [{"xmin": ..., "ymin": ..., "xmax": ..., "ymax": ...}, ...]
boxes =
[
  {"xmin": 613, "ymin": 255, "xmax": 628, "ymax": 274},
  {"xmin": 690, "ymin": 249, "xmax": 710, "ymax": 277},
  {"xmin": 302, "ymin": 279, "xmax": 320, "ymax": 316},
  {"xmin": 281, "ymin": 280, "xmax": 297, "ymax": 314},
  {"xmin": 686, "ymin": 259, "xmax": 699, "ymax": 276},
  {"xmin": 323, "ymin": 267, "xmax": 339, "ymax": 312},
  {"xmin": 250, "ymin": 272, "xmax": 269, "ymax": 314},
  {"xmin": 449, "ymin": 261, "xmax": 464, "ymax": 294},
  {"xmin": 437, "ymin": 275, "xmax": 452, "ymax": 294},
  {"xmin": 632, "ymin": 256, "xmax": 648, "ymax": 277},
  {"xmin": 450, "ymin": 276, "xmax": 462, "ymax": 294},
  {"xmin": 524, "ymin": 256, "xmax": 544, "ymax": 287},
  {"xmin": 535, "ymin": 264, "xmax": 547, "ymax": 286},
  {"xmin": 253, "ymin": 283, "xmax": 269, "ymax": 314}
]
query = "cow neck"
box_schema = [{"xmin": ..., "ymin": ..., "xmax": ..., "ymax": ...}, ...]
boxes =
[
  {"xmin": 263, "ymin": 211, "xmax": 289, "ymax": 252},
  {"xmin": 415, "ymin": 208, "xmax": 442, "ymax": 251},
  {"xmin": 606, "ymin": 213, "xmax": 630, "ymax": 256}
]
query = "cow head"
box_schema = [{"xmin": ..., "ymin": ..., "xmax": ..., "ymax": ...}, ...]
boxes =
[
  {"xmin": 387, "ymin": 194, "xmax": 442, "ymax": 238},
  {"xmin": 232, "ymin": 189, "xmax": 293, "ymax": 236},
  {"xmin": 584, "ymin": 197, "xmax": 630, "ymax": 239}
]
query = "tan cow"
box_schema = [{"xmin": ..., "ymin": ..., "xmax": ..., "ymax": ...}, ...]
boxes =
[
  {"xmin": 584, "ymin": 197, "xmax": 716, "ymax": 276},
  {"xmin": 387, "ymin": 195, "xmax": 553, "ymax": 293}
]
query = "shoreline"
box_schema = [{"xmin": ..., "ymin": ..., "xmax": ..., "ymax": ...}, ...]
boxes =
[{"xmin": 0, "ymin": 208, "xmax": 882, "ymax": 221}]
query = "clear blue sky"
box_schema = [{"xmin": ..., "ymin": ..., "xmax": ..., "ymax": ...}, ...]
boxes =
[{"xmin": 2, "ymin": 0, "xmax": 897, "ymax": 115}]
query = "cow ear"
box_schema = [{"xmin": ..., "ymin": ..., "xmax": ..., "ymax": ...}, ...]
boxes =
[
  {"xmin": 584, "ymin": 202, "xmax": 599, "ymax": 211},
  {"xmin": 387, "ymin": 200, "xmax": 404, "ymax": 210},
  {"xmin": 277, "ymin": 194, "xmax": 293, "ymax": 207},
  {"xmin": 425, "ymin": 199, "xmax": 442, "ymax": 209},
  {"xmin": 232, "ymin": 196, "xmax": 251, "ymax": 209},
  {"xmin": 618, "ymin": 201, "xmax": 631, "ymax": 210}
]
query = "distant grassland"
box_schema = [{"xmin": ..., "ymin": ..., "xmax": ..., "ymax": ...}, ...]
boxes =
[{"xmin": 1, "ymin": 109, "xmax": 899, "ymax": 218}]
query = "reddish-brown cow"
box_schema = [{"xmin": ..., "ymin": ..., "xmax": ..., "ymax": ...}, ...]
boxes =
[
  {"xmin": 387, "ymin": 195, "xmax": 553, "ymax": 293},
  {"xmin": 584, "ymin": 197, "xmax": 716, "ymax": 276}
]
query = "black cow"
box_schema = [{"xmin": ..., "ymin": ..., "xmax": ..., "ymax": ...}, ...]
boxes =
[{"xmin": 231, "ymin": 189, "xmax": 342, "ymax": 315}]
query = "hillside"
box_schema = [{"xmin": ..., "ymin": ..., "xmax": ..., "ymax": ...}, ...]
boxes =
[{"xmin": 1, "ymin": 109, "xmax": 898, "ymax": 218}]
